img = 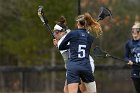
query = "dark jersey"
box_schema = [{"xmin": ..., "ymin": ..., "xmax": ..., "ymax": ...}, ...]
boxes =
[
  {"xmin": 58, "ymin": 28, "xmax": 95, "ymax": 84},
  {"xmin": 58, "ymin": 28, "xmax": 94, "ymax": 63},
  {"xmin": 125, "ymin": 39, "xmax": 140, "ymax": 78}
]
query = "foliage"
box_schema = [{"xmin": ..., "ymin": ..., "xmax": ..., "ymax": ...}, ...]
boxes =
[
  {"xmin": 0, "ymin": 0, "xmax": 140, "ymax": 66},
  {"xmin": 0, "ymin": 0, "xmax": 76, "ymax": 65}
]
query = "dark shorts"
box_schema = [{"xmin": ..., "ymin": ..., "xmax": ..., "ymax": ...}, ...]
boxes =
[
  {"xmin": 131, "ymin": 69, "xmax": 140, "ymax": 93},
  {"xmin": 131, "ymin": 77, "xmax": 140, "ymax": 93},
  {"xmin": 131, "ymin": 69, "xmax": 140, "ymax": 78},
  {"xmin": 66, "ymin": 65, "xmax": 95, "ymax": 84}
]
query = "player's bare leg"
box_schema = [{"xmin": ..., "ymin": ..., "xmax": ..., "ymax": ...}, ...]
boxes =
[
  {"xmin": 79, "ymin": 80, "xmax": 87, "ymax": 93},
  {"xmin": 64, "ymin": 80, "xmax": 69, "ymax": 93},
  {"xmin": 68, "ymin": 83, "xmax": 79, "ymax": 93}
]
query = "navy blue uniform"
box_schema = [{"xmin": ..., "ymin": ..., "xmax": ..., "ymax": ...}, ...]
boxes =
[
  {"xmin": 58, "ymin": 29, "xmax": 95, "ymax": 84},
  {"xmin": 125, "ymin": 39, "xmax": 140, "ymax": 93}
]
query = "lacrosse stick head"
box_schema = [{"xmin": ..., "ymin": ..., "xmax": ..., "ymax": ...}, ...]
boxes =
[
  {"xmin": 38, "ymin": 6, "xmax": 43, "ymax": 16},
  {"xmin": 97, "ymin": 7, "xmax": 112, "ymax": 22},
  {"xmin": 93, "ymin": 46, "xmax": 109, "ymax": 57},
  {"xmin": 38, "ymin": 6, "xmax": 48, "ymax": 24}
]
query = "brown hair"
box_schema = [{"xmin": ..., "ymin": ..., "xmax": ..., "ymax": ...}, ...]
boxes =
[
  {"xmin": 55, "ymin": 16, "xmax": 67, "ymax": 30},
  {"xmin": 76, "ymin": 13, "xmax": 102, "ymax": 38}
]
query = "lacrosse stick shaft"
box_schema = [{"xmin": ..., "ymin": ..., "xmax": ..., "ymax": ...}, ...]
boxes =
[
  {"xmin": 109, "ymin": 55, "xmax": 125, "ymax": 62},
  {"xmin": 38, "ymin": 6, "xmax": 54, "ymax": 38},
  {"xmin": 108, "ymin": 55, "xmax": 140, "ymax": 67},
  {"xmin": 44, "ymin": 22, "xmax": 54, "ymax": 38},
  {"xmin": 93, "ymin": 46, "xmax": 140, "ymax": 67}
]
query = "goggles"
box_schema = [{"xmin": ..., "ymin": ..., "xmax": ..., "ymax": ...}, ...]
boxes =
[{"xmin": 131, "ymin": 28, "xmax": 140, "ymax": 33}]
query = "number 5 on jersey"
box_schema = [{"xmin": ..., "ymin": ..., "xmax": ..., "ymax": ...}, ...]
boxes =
[{"xmin": 78, "ymin": 45, "xmax": 86, "ymax": 58}]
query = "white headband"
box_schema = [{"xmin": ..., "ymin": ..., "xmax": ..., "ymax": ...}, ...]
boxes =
[{"xmin": 53, "ymin": 24, "xmax": 63, "ymax": 31}]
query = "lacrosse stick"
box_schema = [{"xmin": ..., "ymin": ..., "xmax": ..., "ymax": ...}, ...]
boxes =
[
  {"xmin": 97, "ymin": 7, "xmax": 112, "ymax": 22},
  {"xmin": 38, "ymin": 6, "xmax": 54, "ymax": 38},
  {"xmin": 38, "ymin": 6, "xmax": 111, "ymax": 37},
  {"xmin": 93, "ymin": 46, "xmax": 140, "ymax": 67}
]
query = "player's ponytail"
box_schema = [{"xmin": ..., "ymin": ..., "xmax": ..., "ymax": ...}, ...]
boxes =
[
  {"xmin": 84, "ymin": 13, "xmax": 102, "ymax": 38},
  {"xmin": 76, "ymin": 13, "xmax": 102, "ymax": 38}
]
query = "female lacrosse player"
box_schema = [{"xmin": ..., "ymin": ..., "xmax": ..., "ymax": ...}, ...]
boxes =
[
  {"xmin": 124, "ymin": 22, "xmax": 140, "ymax": 93},
  {"xmin": 53, "ymin": 16, "xmax": 97, "ymax": 93},
  {"xmin": 57, "ymin": 13, "xmax": 102, "ymax": 93}
]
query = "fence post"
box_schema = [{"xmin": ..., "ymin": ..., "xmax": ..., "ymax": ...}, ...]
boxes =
[
  {"xmin": 51, "ymin": 48, "xmax": 56, "ymax": 92},
  {"xmin": 0, "ymin": 72, "xmax": 5, "ymax": 92},
  {"xmin": 77, "ymin": 0, "xmax": 81, "ymax": 15},
  {"xmin": 21, "ymin": 71, "xmax": 25, "ymax": 93}
]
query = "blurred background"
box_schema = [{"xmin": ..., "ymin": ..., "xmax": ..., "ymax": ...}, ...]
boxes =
[{"xmin": 0, "ymin": 0, "xmax": 140, "ymax": 93}]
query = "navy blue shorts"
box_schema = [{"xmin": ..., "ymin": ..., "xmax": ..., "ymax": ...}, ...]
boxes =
[{"xmin": 66, "ymin": 62, "xmax": 95, "ymax": 84}]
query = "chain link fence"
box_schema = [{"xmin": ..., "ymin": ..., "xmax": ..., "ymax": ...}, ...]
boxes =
[{"xmin": 0, "ymin": 65, "xmax": 136, "ymax": 93}]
